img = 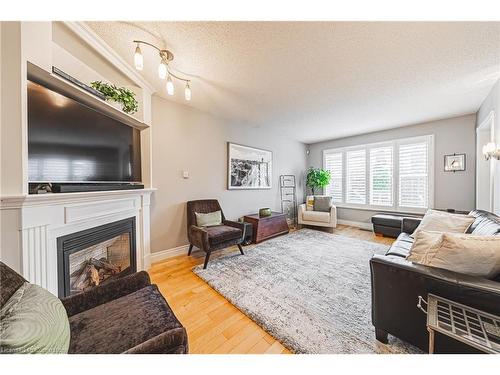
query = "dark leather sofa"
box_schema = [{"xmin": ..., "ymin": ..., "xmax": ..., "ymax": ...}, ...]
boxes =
[
  {"xmin": 0, "ymin": 262, "xmax": 188, "ymax": 354},
  {"xmin": 370, "ymin": 210, "xmax": 500, "ymax": 353}
]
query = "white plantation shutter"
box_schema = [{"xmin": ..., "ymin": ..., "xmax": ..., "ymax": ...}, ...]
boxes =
[
  {"xmin": 370, "ymin": 146, "xmax": 393, "ymax": 206},
  {"xmin": 324, "ymin": 152, "xmax": 343, "ymax": 202},
  {"xmin": 346, "ymin": 149, "xmax": 366, "ymax": 204},
  {"xmin": 398, "ymin": 141, "xmax": 429, "ymax": 208}
]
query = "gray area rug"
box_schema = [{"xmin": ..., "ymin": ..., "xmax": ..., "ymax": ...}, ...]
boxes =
[{"xmin": 193, "ymin": 229, "xmax": 421, "ymax": 354}]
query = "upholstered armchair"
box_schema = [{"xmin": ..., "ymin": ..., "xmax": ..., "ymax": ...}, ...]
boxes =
[
  {"xmin": 186, "ymin": 199, "xmax": 246, "ymax": 269},
  {"xmin": 298, "ymin": 196, "xmax": 337, "ymax": 232}
]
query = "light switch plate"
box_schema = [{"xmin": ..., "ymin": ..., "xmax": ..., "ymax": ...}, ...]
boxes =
[{"xmin": 182, "ymin": 171, "xmax": 189, "ymax": 179}]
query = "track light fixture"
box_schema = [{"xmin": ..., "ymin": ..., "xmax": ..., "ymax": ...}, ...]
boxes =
[{"xmin": 132, "ymin": 40, "xmax": 191, "ymax": 101}]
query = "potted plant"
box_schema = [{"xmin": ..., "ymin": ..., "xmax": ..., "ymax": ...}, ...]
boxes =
[
  {"xmin": 306, "ymin": 167, "xmax": 331, "ymax": 195},
  {"xmin": 90, "ymin": 81, "xmax": 139, "ymax": 114}
]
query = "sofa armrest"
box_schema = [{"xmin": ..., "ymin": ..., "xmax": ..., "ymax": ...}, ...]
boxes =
[
  {"xmin": 61, "ymin": 271, "xmax": 151, "ymax": 317},
  {"xmin": 330, "ymin": 205, "xmax": 337, "ymax": 224},
  {"xmin": 370, "ymin": 254, "xmax": 500, "ymax": 351},
  {"xmin": 224, "ymin": 220, "xmax": 246, "ymax": 240},
  {"xmin": 188, "ymin": 225, "xmax": 210, "ymax": 251},
  {"xmin": 402, "ymin": 217, "xmax": 422, "ymax": 234},
  {"xmin": 124, "ymin": 327, "xmax": 189, "ymax": 354}
]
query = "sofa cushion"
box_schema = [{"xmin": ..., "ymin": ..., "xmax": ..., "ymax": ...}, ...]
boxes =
[
  {"xmin": 467, "ymin": 210, "xmax": 500, "ymax": 236},
  {"xmin": 0, "ymin": 262, "xmax": 26, "ymax": 309},
  {"xmin": 407, "ymin": 230, "xmax": 443, "ymax": 263},
  {"xmin": 385, "ymin": 233, "xmax": 414, "ymax": 258},
  {"xmin": 413, "ymin": 209, "xmax": 474, "ymax": 237},
  {"xmin": 302, "ymin": 210, "xmax": 331, "ymax": 223},
  {"xmin": 195, "ymin": 210, "xmax": 222, "ymax": 227},
  {"xmin": 1, "ymin": 282, "xmax": 70, "ymax": 354},
  {"xmin": 413, "ymin": 233, "xmax": 500, "ymax": 279},
  {"xmin": 313, "ymin": 196, "xmax": 333, "ymax": 212},
  {"xmin": 68, "ymin": 285, "xmax": 183, "ymax": 353},
  {"xmin": 204, "ymin": 225, "xmax": 242, "ymax": 246}
]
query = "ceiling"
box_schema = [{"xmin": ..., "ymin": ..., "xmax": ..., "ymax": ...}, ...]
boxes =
[{"xmin": 86, "ymin": 22, "xmax": 500, "ymax": 144}]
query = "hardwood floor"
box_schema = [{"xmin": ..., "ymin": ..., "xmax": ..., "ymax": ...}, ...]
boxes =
[{"xmin": 148, "ymin": 224, "xmax": 394, "ymax": 354}]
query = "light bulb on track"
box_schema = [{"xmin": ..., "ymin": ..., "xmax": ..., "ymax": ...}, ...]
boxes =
[{"xmin": 134, "ymin": 44, "xmax": 143, "ymax": 71}]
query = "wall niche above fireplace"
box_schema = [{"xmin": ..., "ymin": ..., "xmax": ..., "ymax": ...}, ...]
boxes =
[{"xmin": 57, "ymin": 217, "xmax": 136, "ymax": 298}]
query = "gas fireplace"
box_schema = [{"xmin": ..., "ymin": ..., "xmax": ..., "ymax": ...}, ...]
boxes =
[{"xmin": 57, "ymin": 217, "xmax": 136, "ymax": 297}]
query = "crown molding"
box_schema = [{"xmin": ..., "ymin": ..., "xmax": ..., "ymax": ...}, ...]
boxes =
[{"xmin": 63, "ymin": 21, "xmax": 155, "ymax": 94}]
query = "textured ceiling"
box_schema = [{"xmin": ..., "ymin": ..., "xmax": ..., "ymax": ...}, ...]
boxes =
[{"xmin": 86, "ymin": 22, "xmax": 500, "ymax": 143}]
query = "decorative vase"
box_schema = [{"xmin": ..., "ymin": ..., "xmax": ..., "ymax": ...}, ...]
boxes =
[{"xmin": 259, "ymin": 208, "xmax": 272, "ymax": 217}]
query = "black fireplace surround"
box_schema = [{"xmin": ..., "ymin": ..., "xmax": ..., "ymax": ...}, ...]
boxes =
[{"xmin": 57, "ymin": 217, "xmax": 136, "ymax": 298}]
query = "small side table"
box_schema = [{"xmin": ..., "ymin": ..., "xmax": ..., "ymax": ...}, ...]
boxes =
[
  {"xmin": 418, "ymin": 293, "xmax": 500, "ymax": 354},
  {"xmin": 243, "ymin": 212, "xmax": 289, "ymax": 244}
]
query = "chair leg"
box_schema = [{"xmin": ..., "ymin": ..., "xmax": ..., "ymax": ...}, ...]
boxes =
[
  {"xmin": 375, "ymin": 328, "xmax": 389, "ymax": 344},
  {"xmin": 237, "ymin": 244, "xmax": 244, "ymax": 255},
  {"xmin": 203, "ymin": 250, "xmax": 212, "ymax": 269},
  {"xmin": 188, "ymin": 244, "xmax": 193, "ymax": 256}
]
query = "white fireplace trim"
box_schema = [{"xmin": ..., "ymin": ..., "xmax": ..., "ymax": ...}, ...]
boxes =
[{"xmin": 0, "ymin": 189, "xmax": 154, "ymax": 296}]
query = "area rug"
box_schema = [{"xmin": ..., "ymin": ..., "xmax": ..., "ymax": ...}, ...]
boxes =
[{"xmin": 193, "ymin": 229, "xmax": 421, "ymax": 354}]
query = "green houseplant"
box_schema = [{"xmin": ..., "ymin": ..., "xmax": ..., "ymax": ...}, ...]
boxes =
[
  {"xmin": 306, "ymin": 167, "xmax": 331, "ymax": 195},
  {"xmin": 90, "ymin": 81, "xmax": 139, "ymax": 114}
]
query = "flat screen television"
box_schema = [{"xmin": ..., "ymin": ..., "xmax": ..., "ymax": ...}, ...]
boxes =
[{"xmin": 27, "ymin": 80, "xmax": 142, "ymax": 185}]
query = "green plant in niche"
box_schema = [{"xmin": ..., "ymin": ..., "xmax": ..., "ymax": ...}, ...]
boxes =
[
  {"xmin": 306, "ymin": 167, "xmax": 331, "ymax": 195},
  {"xmin": 90, "ymin": 81, "xmax": 139, "ymax": 114}
]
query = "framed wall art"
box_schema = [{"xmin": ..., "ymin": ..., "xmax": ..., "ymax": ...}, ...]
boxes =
[{"xmin": 227, "ymin": 142, "xmax": 272, "ymax": 189}]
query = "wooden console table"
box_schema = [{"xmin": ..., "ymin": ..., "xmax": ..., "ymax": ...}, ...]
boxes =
[{"xmin": 243, "ymin": 212, "xmax": 289, "ymax": 244}]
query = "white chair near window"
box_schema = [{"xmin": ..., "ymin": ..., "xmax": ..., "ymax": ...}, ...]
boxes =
[{"xmin": 298, "ymin": 195, "xmax": 337, "ymax": 232}]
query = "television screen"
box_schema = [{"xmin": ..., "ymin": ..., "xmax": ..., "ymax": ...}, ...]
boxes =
[{"xmin": 27, "ymin": 80, "xmax": 141, "ymax": 183}]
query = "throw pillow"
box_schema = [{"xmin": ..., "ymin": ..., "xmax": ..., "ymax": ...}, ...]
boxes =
[
  {"xmin": 313, "ymin": 196, "xmax": 333, "ymax": 212},
  {"xmin": 195, "ymin": 210, "xmax": 222, "ymax": 227},
  {"xmin": 306, "ymin": 196, "xmax": 315, "ymax": 211},
  {"xmin": 407, "ymin": 230, "xmax": 444, "ymax": 263},
  {"xmin": 417, "ymin": 233, "xmax": 500, "ymax": 279},
  {"xmin": 412, "ymin": 209, "xmax": 474, "ymax": 237},
  {"xmin": 0, "ymin": 282, "xmax": 70, "ymax": 354}
]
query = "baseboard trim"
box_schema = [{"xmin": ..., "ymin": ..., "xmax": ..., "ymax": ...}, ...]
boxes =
[
  {"xmin": 150, "ymin": 244, "xmax": 191, "ymax": 264},
  {"xmin": 337, "ymin": 219, "xmax": 373, "ymax": 231}
]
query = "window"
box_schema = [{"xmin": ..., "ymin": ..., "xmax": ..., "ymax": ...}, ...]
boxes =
[
  {"xmin": 398, "ymin": 141, "xmax": 429, "ymax": 208},
  {"xmin": 322, "ymin": 135, "xmax": 433, "ymax": 213},
  {"xmin": 324, "ymin": 152, "xmax": 342, "ymax": 202},
  {"xmin": 370, "ymin": 146, "xmax": 393, "ymax": 206},
  {"xmin": 346, "ymin": 149, "xmax": 366, "ymax": 204}
]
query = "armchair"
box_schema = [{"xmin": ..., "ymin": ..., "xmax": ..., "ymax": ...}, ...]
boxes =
[
  {"xmin": 298, "ymin": 196, "xmax": 337, "ymax": 232},
  {"xmin": 0, "ymin": 262, "xmax": 188, "ymax": 354},
  {"xmin": 187, "ymin": 199, "xmax": 246, "ymax": 269}
]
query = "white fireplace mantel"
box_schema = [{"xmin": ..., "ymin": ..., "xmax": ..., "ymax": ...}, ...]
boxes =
[{"xmin": 0, "ymin": 189, "xmax": 155, "ymax": 296}]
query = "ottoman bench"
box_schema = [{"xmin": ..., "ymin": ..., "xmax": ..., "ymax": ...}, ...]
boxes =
[{"xmin": 371, "ymin": 214, "xmax": 406, "ymax": 238}]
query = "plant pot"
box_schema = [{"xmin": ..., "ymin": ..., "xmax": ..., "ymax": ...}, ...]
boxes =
[{"xmin": 108, "ymin": 100, "xmax": 123, "ymax": 111}]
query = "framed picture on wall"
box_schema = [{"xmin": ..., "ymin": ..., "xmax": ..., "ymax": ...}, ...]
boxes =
[
  {"xmin": 444, "ymin": 153, "xmax": 466, "ymax": 172},
  {"xmin": 227, "ymin": 142, "xmax": 272, "ymax": 189}
]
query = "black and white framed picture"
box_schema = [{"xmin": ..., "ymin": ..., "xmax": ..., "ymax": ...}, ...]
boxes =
[
  {"xmin": 444, "ymin": 153, "xmax": 466, "ymax": 172},
  {"xmin": 227, "ymin": 142, "xmax": 272, "ymax": 189}
]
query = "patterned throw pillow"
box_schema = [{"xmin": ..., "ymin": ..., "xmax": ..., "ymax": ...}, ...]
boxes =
[
  {"xmin": 306, "ymin": 196, "xmax": 315, "ymax": 211},
  {"xmin": 195, "ymin": 210, "xmax": 222, "ymax": 227},
  {"xmin": 0, "ymin": 283, "xmax": 70, "ymax": 354}
]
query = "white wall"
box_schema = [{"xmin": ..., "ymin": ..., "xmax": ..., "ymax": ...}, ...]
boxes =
[
  {"xmin": 476, "ymin": 79, "xmax": 500, "ymax": 215},
  {"xmin": 307, "ymin": 114, "xmax": 477, "ymax": 225},
  {"xmin": 150, "ymin": 95, "xmax": 307, "ymax": 252}
]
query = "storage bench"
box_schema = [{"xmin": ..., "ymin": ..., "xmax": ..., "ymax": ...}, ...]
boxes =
[{"xmin": 371, "ymin": 214, "xmax": 405, "ymax": 238}]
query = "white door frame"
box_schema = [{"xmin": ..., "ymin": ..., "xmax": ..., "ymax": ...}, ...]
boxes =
[{"xmin": 476, "ymin": 111, "xmax": 495, "ymax": 212}]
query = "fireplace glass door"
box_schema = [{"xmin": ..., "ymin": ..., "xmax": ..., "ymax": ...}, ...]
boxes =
[{"xmin": 57, "ymin": 217, "xmax": 136, "ymax": 297}]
